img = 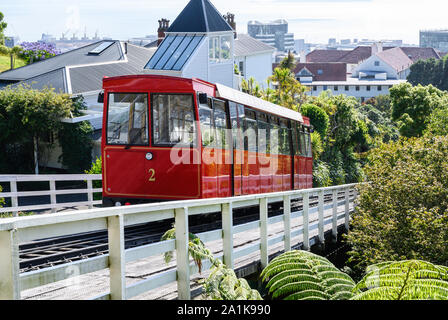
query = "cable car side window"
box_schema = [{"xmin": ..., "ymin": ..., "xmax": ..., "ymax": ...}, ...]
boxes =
[
  {"xmin": 198, "ymin": 98, "xmax": 215, "ymax": 147},
  {"xmin": 151, "ymin": 94, "xmax": 196, "ymax": 146},
  {"xmin": 213, "ymin": 99, "xmax": 229, "ymax": 149},
  {"xmin": 106, "ymin": 93, "xmax": 148, "ymax": 145}
]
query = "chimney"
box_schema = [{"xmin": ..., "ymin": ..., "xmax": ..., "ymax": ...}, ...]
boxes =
[
  {"xmin": 223, "ymin": 12, "xmax": 237, "ymax": 39},
  {"xmin": 371, "ymin": 41, "xmax": 383, "ymax": 55},
  {"xmin": 299, "ymin": 51, "xmax": 306, "ymax": 63},
  {"xmin": 157, "ymin": 18, "xmax": 170, "ymax": 46}
]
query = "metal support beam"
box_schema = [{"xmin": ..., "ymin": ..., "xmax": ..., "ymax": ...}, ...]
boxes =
[
  {"xmin": 175, "ymin": 207, "xmax": 190, "ymax": 300},
  {"xmin": 345, "ymin": 188, "xmax": 350, "ymax": 231},
  {"xmin": 283, "ymin": 195, "xmax": 291, "ymax": 252},
  {"xmin": 332, "ymin": 189, "xmax": 338, "ymax": 242},
  {"xmin": 318, "ymin": 190, "xmax": 324, "ymax": 243},
  {"xmin": 260, "ymin": 197, "xmax": 268, "ymax": 269},
  {"xmin": 0, "ymin": 229, "xmax": 21, "ymax": 299},
  {"xmin": 107, "ymin": 214, "xmax": 125, "ymax": 300},
  {"xmin": 222, "ymin": 202, "xmax": 234, "ymax": 269},
  {"xmin": 303, "ymin": 193, "xmax": 310, "ymax": 250}
]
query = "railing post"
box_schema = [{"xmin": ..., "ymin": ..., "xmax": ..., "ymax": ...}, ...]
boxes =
[
  {"xmin": 345, "ymin": 187, "xmax": 350, "ymax": 231},
  {"xmin": 260, "ymin": 197, "xmax": 268, "ymax": 269},
  {"xmin": 283, "ymin": 195, "xmax": 291, "ymax": 252},
  {"xmin": 87, "ymin": 179, "xmax": 93, "ymax": 209},
  {"xmin": 302, "ymin": 192, "xmax": 310, "ymax": 250},
  {"xmin": 107, "ymin": 214, "xmax": 126, "ymax": 300},
  {"xmin": 175, "ymin": 207, "xmax": 190, "ymax": 300},
  {"xmin": 10, "ymin": 179, "xmax": 18, "ymax": 217},
  {"xmin": 49, "ymin": 179, "xmax": 57, "ymax": 213},
  {"xmin": 332, "ymin": 189, "xmax": 338, "ymax": 242},
  {"xmin": 318, "ymin": 190, "xmax": 324, "ymax": 244},
  {"xmin": 0, "ymin": 229, "xmax": 21, "ymax": 299},
  {"xmin": 222, "ymin": 202, "xmax": 234, "ymax": 269}
]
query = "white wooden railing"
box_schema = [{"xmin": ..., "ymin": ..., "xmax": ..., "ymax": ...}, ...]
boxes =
[
  {"xmin": 0, "ymin": 174, "xmax": 102, "ymax": 216},
  {"xmin": 0, "ymin": 183, "xmax": 357, "ymax": 300}
]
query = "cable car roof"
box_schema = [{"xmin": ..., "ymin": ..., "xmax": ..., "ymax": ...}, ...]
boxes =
[{"xmin": 215, "ymin": 83, "xmax": 304, "ymax": 123}]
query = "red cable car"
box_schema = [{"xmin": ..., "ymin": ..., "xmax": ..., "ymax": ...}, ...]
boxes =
[{"xmin": 101, "ymin": 75, "xmax": 312, "ymax": 206}]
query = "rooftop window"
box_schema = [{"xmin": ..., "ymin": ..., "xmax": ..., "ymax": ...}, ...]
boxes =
[
  {"xmin": 88, "ymin": 41, "xmax": 114, "ymax": 55},
  {"xmin": 145, "ymin": 35, "xmax": 204, "ymax": 70}
]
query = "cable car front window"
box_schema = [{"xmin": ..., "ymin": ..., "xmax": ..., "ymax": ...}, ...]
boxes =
[
  {"xmin": 152, "ymin": 94, "xmax": 196, "ymax": 146},
  {"xmin": 106, "ymin": 93, "xmax": 148, "ymax": 145}
]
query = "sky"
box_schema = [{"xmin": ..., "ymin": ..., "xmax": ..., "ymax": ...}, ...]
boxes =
[{"xmin": 2, "ymin": 0, "xmax": 448, "ymax": 45}]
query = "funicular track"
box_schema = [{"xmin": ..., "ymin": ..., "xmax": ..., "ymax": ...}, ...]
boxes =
[{"xmin": 18, "ymin": 191, "xmax": 354, "ymax": 272}]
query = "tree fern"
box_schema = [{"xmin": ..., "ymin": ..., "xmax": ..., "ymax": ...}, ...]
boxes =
[
  {"xmin": 261, "ymin": 250, "xmax": 355, "ymax": 300},
  {"xmin": 161, "ymin": 227, "xmax": 262, "ymax": 300},
  {"xmin": 352, "ymin": 260, "xmax": 448, "ymax": 300}
]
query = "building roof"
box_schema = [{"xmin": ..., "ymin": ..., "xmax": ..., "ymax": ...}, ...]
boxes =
[
  {"xmin": 294, "ymin": 62, "xmax": 347, "ymax": 81},
  {"xmin": 306, "ymin": 49, "xmax": 349, "ymax": 63},
  {"xmin": 0, "ymin": 41, "xmax": 124, "ymax": 81},
  {"xmin": 307, "ymin": 78, "xmax": 406, "ymax": 86},
  {"xmin": 376, "ymin": 47, "xmax": 413, "ymax": 72},
  {"xmin": 0, "ymin": 41, "xmax": 156, "ymax": 94},
  {"xmin": 167, "ymin": 0, "xmax": 233, "ymax": 33},
  {"xmin": 399, "ymin": 46, "xmax": 441, "ymax": 62},
  {"xmin": 306, "ymin": 45, "xmax": 442, "ymax": 65},
  {"xmin": 234, "ymin": 34, "xmax": 275, "ymax": 57}
]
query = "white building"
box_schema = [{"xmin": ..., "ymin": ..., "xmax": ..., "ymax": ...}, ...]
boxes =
[
  {"xmin": 234, "ymin": 34, "xmax": 275, "ymax": 89},
  {"xmin": 144, "ymin": 0, "xmax": 236, "ymax": 88},
  {"xmin": 306, "ymin": 78, "xmax": 405, "ymax": 102}
]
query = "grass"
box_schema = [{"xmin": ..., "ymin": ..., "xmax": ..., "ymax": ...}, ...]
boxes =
[{"xmin": 0, "ymin": 54, "xmax": 27, "ymax": 73}]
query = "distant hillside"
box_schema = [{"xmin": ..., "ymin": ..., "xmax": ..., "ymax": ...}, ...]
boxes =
[{"xmin": 0, "ymin": 54, "xmax": 26, "ymax": 73}]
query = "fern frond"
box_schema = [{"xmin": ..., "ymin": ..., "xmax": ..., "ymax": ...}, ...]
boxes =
[
  {"xmin": 261, "ymin": 250, "xmax": 355, "ymax": 300},
  {"xmin": 352, "ymin": 259, "xmax": 448, "ymax": 300}
]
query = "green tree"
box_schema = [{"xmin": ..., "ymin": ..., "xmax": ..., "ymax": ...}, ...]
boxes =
[
  {"xmin": 0, "ymin": 12, "xmax": 7, "ymax": 45},
  {"xmin": 300, "ymin": 103, "xmax": 329, "ymax": 137},
  {"xmin": 346, "ymin": 135, "xmax": 448, "ymax": 270},
  {"xmin": 278, "ymin": 51, "xmax": 296, "ymax": 71},
  {"xmin": 390, "ymin": 82, "xmax": 448, "ymax": 137}
]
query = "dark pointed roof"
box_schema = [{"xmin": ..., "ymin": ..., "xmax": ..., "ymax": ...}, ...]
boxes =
[{"xmin": 167, "ymin": 0, "xmax": 233, "ymax": 33}]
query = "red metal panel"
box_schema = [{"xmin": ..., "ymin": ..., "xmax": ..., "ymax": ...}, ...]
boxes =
[
  {"xmin": 258, "ymin": 153, "xmax": 272, "ymax": 194},
  {"xmin": 217, "ymin": 148, "xmax": 231, "ymax": 197},
  {"xmin": 233, "ymin": 149, "xmax": 242, "ymax": 196},
  {"xmin": 293, "ymin": 156, "xmax": 300, "ymax": 190},
  {"xmin": 248, "ymin": 151, "xmax": 259, "ymax": 194},
  {"xmin": 201, "ymin": 147, "xmax": 218, "ymax": 198},
  {"xmin": 271, "ymin": 155, "xmax": 282, "ymax": 192},
  {"xmin": 242, "ymin": 150, "xmax": 250, "ymax": 195},
  {"xmin": 282, "ymin": 155, "xmax": 292, "ymax": 191}
]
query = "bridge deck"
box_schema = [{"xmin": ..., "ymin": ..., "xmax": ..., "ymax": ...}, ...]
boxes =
[{"xmin": 20, "ymin": 202, "xmax": 353, "ymax": 300}]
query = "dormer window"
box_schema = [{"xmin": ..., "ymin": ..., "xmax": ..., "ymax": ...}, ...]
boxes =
[
  {"xmin": 209, "ymin": 35, "xmax": 232, "ymax": 63},
  {"xmin": 317, "ymin": 69, "xmax": 323, "ymax": 75},
  {"xmin": 374, "ymin": 61, "xmax": 380, "ymax": 66}
]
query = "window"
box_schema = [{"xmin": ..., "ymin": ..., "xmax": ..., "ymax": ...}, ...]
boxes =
[
  {"xmin": 345, "ymin": 85, "xmax": 349, "ymax": 91},
  {"xmin": 313, "ymin": 86, "xmax": 317, "ymax": 91},
  {"xmin": 152, "ymin": 94, "xmax": 196, "ymax": 146},
  {"xmin": 212, "ymin": 99, "xmax": 229, "ymax": 149},
  {"xmin": 317, "ymin": 69, "xmax": 323, "ymax": 75},
  {"xmin": 243, "ymin": 108, "xmax": 257, "ymax": 152},
  {"xmin": 374, "ymin": 61, "xmax": 380, "ymax": 66},
  {"xmin": 107, "ymin": 93, "xmax": 148, "ymax": 145},
  {"xmin": 257, "ymin": 112, "xmax": 270, "ymax": 154},
  {"xmin": 209, "ymin": 35, "xmax": 232, "ymax": 63},
  {"xmin": 299, "ymin": 126, "xmax": 307, "ymax": 156},
  {"xmin": 292, "ymin": 122, "xmax": 300, "ymax": 156},
  {"xmin": 367, "ymin": 85, "xmax": 371, "ymax": 91},
  {"xmin": 334, "ymin": 86, "xmax": 338, "ymax": 91},
  {"xmin": 145, "ymin": 35, "xmax": 204, "ymax": 70},
  {"xmin": 239, "ymin": 61, "xmax": 245, "ymax": 76},
  {"xmin": 356, "ymin": 86, "xmax": 360, "ymax": 91},
  {"xmin": 378, "ymin": 85, "xmax": 382, "ymax": 91},
  {"xmin": 229, "ymin": 102, "xmax": 244, "ymax": 150},
  {"xmin": 323, "ymin": 85, "xmax": 328, "ymax": 91},
  {"xmin": 269, "ymin": 116, "xmax": 280, "ymax": 154},
  {"xmin": 279, "ymin": 118, "xmax": 290, "ymax": 155}
]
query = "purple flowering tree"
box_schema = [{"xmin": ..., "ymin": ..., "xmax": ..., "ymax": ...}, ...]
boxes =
[{"xmin": 18, "ymin": 41, "xmax": 61, "ymax": 64}]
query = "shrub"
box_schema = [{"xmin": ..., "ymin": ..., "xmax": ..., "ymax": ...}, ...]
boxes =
[
  {"xmin": 312, "ymin": 160, "xmax": 332, "ymax": 188},
  {"xmin": 301, "ymin": 103, "xmax": 329, "ymax": 137},
  {"xmin": 346, "ymin": 135, "xmax": 448, "ymax": 270}
]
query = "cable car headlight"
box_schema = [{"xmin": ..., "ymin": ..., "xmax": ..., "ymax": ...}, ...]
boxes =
[{"xmin": 145, "ymin": 152, "xmax": 153, "ymax": 160}]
